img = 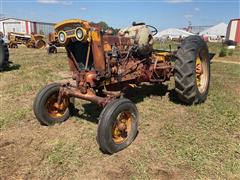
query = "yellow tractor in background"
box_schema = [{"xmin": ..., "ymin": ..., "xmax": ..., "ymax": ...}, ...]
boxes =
[
  {"xmin": 47, "ymin": 32, "xmax": 62, "ymax": 54},
  {"xmin": 8, "ymin": 32, "xmax": 46, "ymax": 49}
]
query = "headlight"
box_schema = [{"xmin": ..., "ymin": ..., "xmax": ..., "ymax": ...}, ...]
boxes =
[
  {"xmin": 58, "ymin": 31, "xmax": 66, "ymax": 43},
  {"xmin": 75, "ymin": 27, "xmax": 85, "ymax": 41}
]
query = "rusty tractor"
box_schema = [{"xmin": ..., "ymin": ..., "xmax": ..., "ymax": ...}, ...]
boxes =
[
  {"xmin": 8, "ymin": 32, "xmax": 46, "ymax": 49},
  {"xmin": 47, "ymin": 32, "xmax": 62, "ymax": 54},
  {"xmin": 34, "ymin": 19, "xmax": 211, "ymax": 154},
  {"xmin": 0, "ymin": 38, "xmax": 9, "ymax": 71}
]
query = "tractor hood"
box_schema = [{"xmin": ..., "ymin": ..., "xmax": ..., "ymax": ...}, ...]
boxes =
[{"xmin": 54, "ymin": 19, "xmax": 91, "ymax": 32}]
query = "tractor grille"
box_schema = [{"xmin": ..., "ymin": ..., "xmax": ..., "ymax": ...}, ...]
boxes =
[
  {"xmin": 66, "ymin": 29, "xmax": 75, "ymax": 36},
  {"xmin": 68, "ymin": 41, "xmax": 93, "ymax": 70}
]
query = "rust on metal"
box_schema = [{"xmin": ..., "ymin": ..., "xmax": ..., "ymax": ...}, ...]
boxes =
[{"xmin": 51, "ymin": 18, "xmax": 176, "ymax": 108}]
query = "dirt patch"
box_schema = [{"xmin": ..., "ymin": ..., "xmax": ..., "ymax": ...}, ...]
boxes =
[
  {"xmin": 213, "ymin": 59, "xmax": 240, "ymax": 65},
  {"xmin": 0, "ymin": 97, "xmax": 190, "ymax": 179}
]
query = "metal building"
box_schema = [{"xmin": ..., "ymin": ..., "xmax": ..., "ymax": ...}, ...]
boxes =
[
  {"xmin": 226, "ymin": 19, "xmax": 240, "ymax": 45},
  {"xmin": 0, "ymin": 18, "xmax": 55, "ymax": 36}
]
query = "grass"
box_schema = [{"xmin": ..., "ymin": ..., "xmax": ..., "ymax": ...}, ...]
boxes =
[{"xmin": 0, "ymin": 46, "xmax": 240, "ymax": 179}]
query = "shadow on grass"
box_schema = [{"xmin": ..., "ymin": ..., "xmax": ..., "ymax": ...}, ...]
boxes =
[
  {"xmin": 48, "ymin": 51, "xmax": 66, "ymax": 55},
  {"xmin": 74, "ymin": 103, "xmax": 102, "ymax": 124},
  {"xmin": 126, "ymin": 83, "xmax": 183, "ymax": 105},
  {"xmin": 1, "ymin": 64, "xmax": 21, "ymax": 72},
  {"xmin": 72, "ymin": 84, "xmax": 183, "ymax": 124},
  {"xmin": 124, "ymin": 83, "xmax": 168, "ymax": 103},
  {"xmin": 168, "ymin": 88, "xmax": 183, "ymax": 105}
]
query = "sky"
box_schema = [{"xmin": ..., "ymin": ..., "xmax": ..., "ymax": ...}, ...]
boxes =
[{"xmin": 0, "ymin": 0, "xmax": 239, "ymax": 30}]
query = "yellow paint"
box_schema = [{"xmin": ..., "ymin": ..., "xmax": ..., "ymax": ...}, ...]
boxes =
[
  {"xmin": 156, "ymin": 52, "xmax": 171, "ymax": 56},
  {"xmin": 54, "ymin": 19, "xmax": 90, "ymax": 31},
  {"xmin": 91, "ymin": 31, "xmax": 100, "ymax": 42},
  {"xmin": 104, "ymin": 42, "xmax": 112, "ymax": 52},
  {"xmin": 153, "ymin": 52, "xmax": 171, "ymax": 62},
  {"xmin": 128, "ymin": 84, "xmax": 137, "ymax": 88},
  {"xmin": 196, "ymin": 56, "xmax": 202, "ymax": 87},
  {"xmin": 104, "ymin": 80, "xmax": 110, "ymax": 86},
  {"xmin": 196, "ymin": 56, "xmax": 201, "ymax": 65}
]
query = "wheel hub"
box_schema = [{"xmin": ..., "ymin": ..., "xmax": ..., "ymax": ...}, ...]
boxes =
[
  {"xmin": 112, "ymin": 111, "xmax": 132, "ymax": 144},
  {"xmin": 196, "ymin": 55, "xmax": 208, "ymax": 93},
  {"xmin": 45, "ymin": 93, "xmax": 69, "ymax": 118}
]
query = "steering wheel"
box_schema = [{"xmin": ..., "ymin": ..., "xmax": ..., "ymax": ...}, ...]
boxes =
[{"xmin": 146, "ymin": 25, "xmax": 158, "ymax": 36}]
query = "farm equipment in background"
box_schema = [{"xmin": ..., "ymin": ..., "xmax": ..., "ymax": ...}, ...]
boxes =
[
  {"xmin": 8, "ymin": 32, "xmax": 46, "ymax": 49},
  {"xmin": 0, "ymin": 38, "xmax": 10, "ymax": 71},
  {"xmin": 34, "ymin": 19, "xmax": 211, "ymax": 154},
  {"xmin": 47, "ymin": 32, "xmax": 62, "ymax": 54}
]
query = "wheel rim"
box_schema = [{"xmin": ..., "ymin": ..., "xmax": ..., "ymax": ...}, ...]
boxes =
[
  {"xmin": 45, "ymin": 93, "xmax": 69, "ymax": 119},
  {"xmin": 36, "ymin": 41, "xmax": 45, "ymax": 49},
  {"xmin": 196, "ymin": 52, "xmax": 208, "ymax": 94},
  {"xmin": 112, "ymin": 111, "xmax": 133, "ymax": 144}
]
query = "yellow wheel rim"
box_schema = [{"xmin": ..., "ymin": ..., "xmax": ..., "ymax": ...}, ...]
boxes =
[
  {"xmin": 45, "ymin": 93, "xmax": 69, "ymax": 119},
  {"xmin": 112, "ymin": 111, "xmax": 132, "ymax": 144},
  {"xmin": 196, "ymin": 53, "xmax": 208, "ymax": 94}
]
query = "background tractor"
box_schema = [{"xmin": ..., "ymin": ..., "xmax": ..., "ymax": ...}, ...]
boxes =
[
  {"xmin": 47, "ymin": 32, "xmax": 62, "ymax": 54},
  {"xmin": 34, "ymin": 19, "xmax": 211, "ymax": 154},
  {"xmin": 8, "ymin": 32, "xmax": 46, "ymax": 49}
]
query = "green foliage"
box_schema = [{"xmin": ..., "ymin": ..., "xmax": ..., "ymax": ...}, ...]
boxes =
[
  {"xmin": 97, "ymin": 21, "xmax": 108, "ymax": 31},
  {"xmin": 219, "ymin": 47, "xmax": 228, "ymax": 57},
  {"xmin": 228, "ymin": 49, "xmax": 234, "ymax": 56},
  {"xmin": 97, "ymin": 21, "xmax": 120, "ymax": 35},
  {"xmin": 219, "ymin": 48, "xmax": 234, "ymax": 57}
]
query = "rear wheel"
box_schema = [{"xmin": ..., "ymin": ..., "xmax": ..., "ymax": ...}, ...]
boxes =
[
  {"xmin": 0, "ymin": 39, "xmax": 9, "ymax": 71},
  {"xmin": 35, "ymin": 39, "xmax": 46, "ymax": 49},
  {"xmin": 97, "ymin": 98, "xmax": 138, "ymax": 154},
  {"xmin": 33, "ymin": 83, "xmax": 75, "ymax": 125},
  {"xmin": 174, "ymin": 35, "xmax": 210, "ymax": 104}
]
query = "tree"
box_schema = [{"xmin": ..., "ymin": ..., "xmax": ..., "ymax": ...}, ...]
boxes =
[
  {"xmin": 97, "ymin": 21, "xmax": 109, "ymax": 31},
  {"xmin": 96, "ymin": 21, "xmax": 119, "ymax": 35}
]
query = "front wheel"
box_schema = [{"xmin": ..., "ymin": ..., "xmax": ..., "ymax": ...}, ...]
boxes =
[
  {"xmin": 97, "ymin": 98, "xmax": 138, "ymax": 154},
  {"xmin": 47, "ymin": 45, "xmax": 57, "ymax": 54},
  {"xmin": 33, "ymin": 83, "xmax": 74, "ymax": 126}
]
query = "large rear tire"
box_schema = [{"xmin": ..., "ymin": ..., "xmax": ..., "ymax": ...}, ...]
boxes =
[
  {"xmin": 174, "ymin": 35, "xmax": 210, "ymax": 104},
  {"xmin": 0, "ymin": 39, "xmax": 9, "ymax": 71},
  {"xmin": 97, "ymin": 98, "xmax": 138, "ymax": 154},
  {"xmin": 33, "ymin": 83, "xmax": 75, "ymax": 126},
  {"xmin": 35, "ymin": 39, "xmax": 46, "ymax": 49}
]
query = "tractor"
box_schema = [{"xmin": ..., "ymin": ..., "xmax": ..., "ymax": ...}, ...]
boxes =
[
  {"xmin": 0, "ymin": 38, "xmax": 10, "ymax": 71},
  {"xmin": 47, "ymin": 32, "xmax": 62, "ymax": 54},
  {"xmin": 8, "ymin": 32, "xmax": 46, "ymax": 49},
  {"xmin": 34, "ymin": 19, "xmax": 211, "ymax": 154}
]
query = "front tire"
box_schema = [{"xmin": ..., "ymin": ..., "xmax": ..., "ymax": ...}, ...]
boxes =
[
  {"xmin": 97, "ymin": 98, "xmax": 138, "ymax": 154},
  {"xmin": 174, "ymin": 35, "xmax": 210, "ymax": 104},
  {"xmin": 33, "ymin": 83, "xmax": 74, "ymax": 126},
  {"xmin": 47, "ymin": 45, "xmax": 57, "ymax": 54}
]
